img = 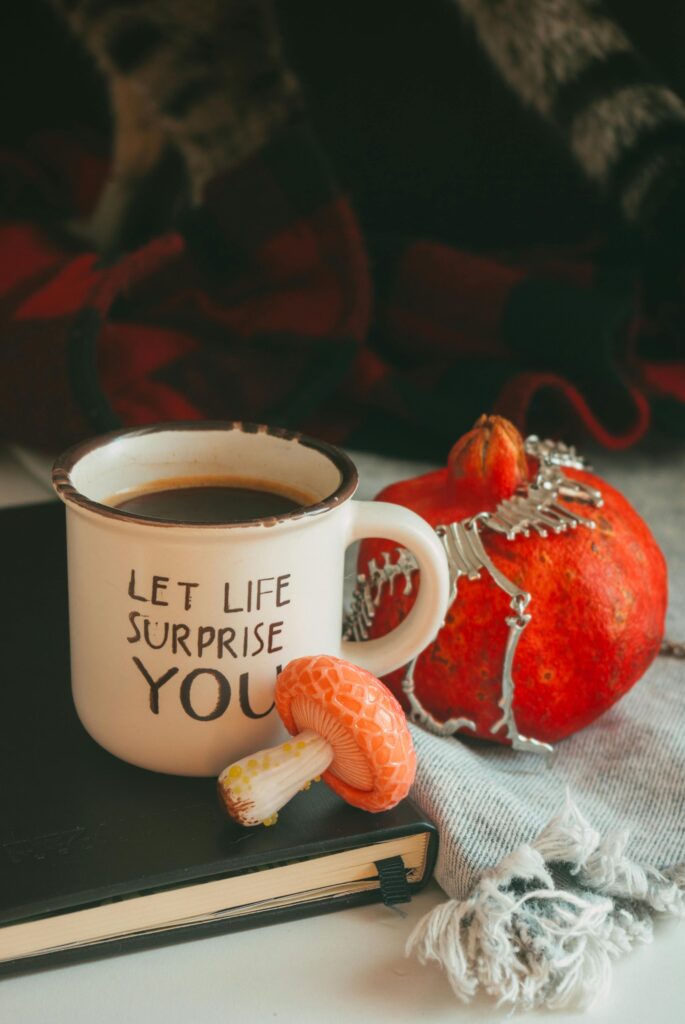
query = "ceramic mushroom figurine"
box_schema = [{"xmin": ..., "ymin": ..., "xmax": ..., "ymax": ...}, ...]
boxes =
[{"xmin": 217, "ymin": 655, "xmax": 416, "ymax": 826}]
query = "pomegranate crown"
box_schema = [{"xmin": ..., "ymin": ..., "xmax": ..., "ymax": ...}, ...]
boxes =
[{"xmin": 447, "ymin": 414, "xmax": 528, "ymax": 506}]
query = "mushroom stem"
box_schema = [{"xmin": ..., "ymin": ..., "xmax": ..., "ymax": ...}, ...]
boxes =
[{"xmin": 217, "ymin": 730, "xmax": 333, "ymax": 827}]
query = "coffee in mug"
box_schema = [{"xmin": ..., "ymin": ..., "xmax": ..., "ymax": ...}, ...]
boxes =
[
  {"xmin": 53, "ymin": 422, "xmax": 450, "ymax": 776},
  {"xmin": 109, "ymin": 476, "xmax": 313, "ymax": 523}
]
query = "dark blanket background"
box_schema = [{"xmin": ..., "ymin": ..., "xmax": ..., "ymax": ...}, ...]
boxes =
[{"xmin": 1, "ymin": 0, "xmax": 684, "ymax": 459}]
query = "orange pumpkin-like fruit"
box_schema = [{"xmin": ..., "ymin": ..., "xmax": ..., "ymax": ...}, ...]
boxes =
[{"xmin": 358, "ymin": 415, "xmax": 668, "ymax": 745}]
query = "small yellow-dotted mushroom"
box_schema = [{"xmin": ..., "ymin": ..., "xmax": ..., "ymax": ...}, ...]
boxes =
[{"xmin": 217, "ymin": 655, "xmax": 415, "ymax": 827}]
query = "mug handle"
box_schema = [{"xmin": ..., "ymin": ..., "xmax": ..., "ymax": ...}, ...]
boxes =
[{"xmin": 340, "ymin": 500, "xmax": 450, "ymax": 678}]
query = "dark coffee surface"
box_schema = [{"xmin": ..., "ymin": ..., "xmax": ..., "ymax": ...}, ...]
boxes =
[{"xmin": 113, "ymin": 483, "xmax": 303, "ymax": 523}]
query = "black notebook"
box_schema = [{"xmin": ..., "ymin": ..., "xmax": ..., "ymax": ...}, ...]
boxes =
[{"xmin": 0, "ymin": 502, "xmax": 437, "ymax": 975}]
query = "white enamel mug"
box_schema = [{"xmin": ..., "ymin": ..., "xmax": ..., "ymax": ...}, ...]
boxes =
[{"xmin": 53, "ymin": 422, "xmax": 450, "ymax": 776}]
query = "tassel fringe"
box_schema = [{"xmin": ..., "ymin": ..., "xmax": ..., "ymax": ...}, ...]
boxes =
[{"xmin": 407, "ymin": 795, "xmax": 685, "ymax": 1011}]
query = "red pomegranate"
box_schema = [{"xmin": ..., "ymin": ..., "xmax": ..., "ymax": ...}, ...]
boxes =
[{"xmin": 358, "ymin": 415, "xmax": 667, "ymax": 746}]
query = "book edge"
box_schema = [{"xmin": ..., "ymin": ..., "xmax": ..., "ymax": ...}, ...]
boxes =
[{"xmin": 0, "ymin": 829, "xmax": 436, "ymax": 968}]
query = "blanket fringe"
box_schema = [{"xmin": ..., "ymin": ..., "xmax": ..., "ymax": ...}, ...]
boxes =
[{"xmin": 407, "ymin": 795, "xmax": 685, "ymax": 1011}]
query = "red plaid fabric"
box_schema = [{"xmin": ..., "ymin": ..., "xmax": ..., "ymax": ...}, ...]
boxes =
[{"xmin": 1, "ymin": 126, "xmax": 683, "ymax": 457}]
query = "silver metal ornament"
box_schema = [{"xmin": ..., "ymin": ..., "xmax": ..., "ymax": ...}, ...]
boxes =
[{"xmin": 343, "ymin": 436, "xmax": 604, "ymax": 758}]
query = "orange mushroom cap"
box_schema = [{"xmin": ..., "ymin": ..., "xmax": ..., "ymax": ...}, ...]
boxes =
[{"xmin": 275, "ymin": 655, "xmax": 416, "ymax": 813}]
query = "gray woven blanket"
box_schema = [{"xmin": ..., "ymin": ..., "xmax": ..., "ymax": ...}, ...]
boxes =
[{"xmin": 352, "ymin": 443, "xmax": 685, "ymax": 1011}]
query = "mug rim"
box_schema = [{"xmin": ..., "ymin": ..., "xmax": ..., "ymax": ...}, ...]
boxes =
[{"xmin": 52, "ymin": 421, "xmax": 359, "ymax": 529}]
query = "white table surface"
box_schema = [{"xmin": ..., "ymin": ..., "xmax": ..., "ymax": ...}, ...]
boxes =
[{"xmin": 2, "ymin": 442, "xmax": 684, "ymax": 1024}]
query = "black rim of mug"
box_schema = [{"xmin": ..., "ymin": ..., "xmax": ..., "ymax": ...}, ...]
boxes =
[{"xmin": 51, "ymin": 421, "xmax": 359, "ymax": 529}]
